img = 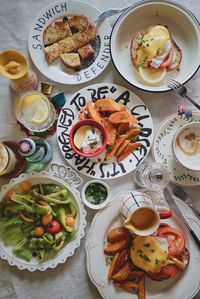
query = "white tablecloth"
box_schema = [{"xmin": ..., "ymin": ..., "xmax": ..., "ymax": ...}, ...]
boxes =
[{"xmin": 0, "ymin": 0, "xmax": 200, "ymax": 298}]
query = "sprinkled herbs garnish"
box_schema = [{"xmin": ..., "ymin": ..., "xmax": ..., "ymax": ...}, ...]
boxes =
[
  {"xmin": 139, "ymin": 254, "xmax": 151, "ymax": 262},
  {"xmin": 143, "ymin": 243, "xmax": 150, "ymax": 247},
  {"xmin": 151, "ymin": 249, "xmax": 155, "ymax": 253},
  {"xmin": 106, "ymin": 144, "xmax": 114, "ymax": 151},
  {"xmin": 156, "ymin": 48, "xmax": 161, "ymax": 56},
  {"xmin": 131, "ymin": 136, "xmax": 139, "ymax": 143},
  {"xmin": 155, "ymin": 258, "xmax": 160, "ymax": 264}
]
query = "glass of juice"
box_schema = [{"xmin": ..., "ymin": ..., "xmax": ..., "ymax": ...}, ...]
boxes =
[{"xmin": 14, "ymin": 91, "xmax": 56, "ymax": 132}]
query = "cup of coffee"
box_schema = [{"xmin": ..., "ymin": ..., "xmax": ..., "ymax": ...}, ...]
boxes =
[
  {"xmin": 120, "ymin": 192, "xmax": 171, "ymax": 236},
  {"xmin": 0, "ymin": 142, "xmax": 17, "ymax": 176}
]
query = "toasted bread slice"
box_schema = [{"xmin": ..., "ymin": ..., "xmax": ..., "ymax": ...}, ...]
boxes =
[
  {"xmin": 95, "ymin": 99, "xmax": 124, "ymax": 113},
  {"xmin": 78, "ymin": 43, "xmax": 95, "ymax": 59},
  {"xmin": 43, "ymin": 19, "xmax": 72, "ymax": 46},
  {"xmin": 107, "ymin": 227, "xmax": 131, "ymax": 243},
  {"xmin": 68, "ymin": 15, "xmax": 90, "ymax": 31},
  {"xmin": 44, "ymin": 42, "xmax": 62, "ymax": 63},
  {"xmin": 58, "ymin": 36, "xmax": 76, "ymax": 53},
  {"xmin": 60, "ymin": 53, "xmax": 81, "ymax": 70},
  {"xmin": 72, "ymin": 23, "xmax": 96, "ymax": 49}
]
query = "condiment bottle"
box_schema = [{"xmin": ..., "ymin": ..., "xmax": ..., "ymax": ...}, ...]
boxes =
[
  {"xmin": 18, "ymin": 138, "xmax": 53, "ymax": 164},
  {"xmin": 0, "ymin": 50, "xmax": 38, "ymax": 93}
]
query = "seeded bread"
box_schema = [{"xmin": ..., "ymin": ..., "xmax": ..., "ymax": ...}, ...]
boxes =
[
  {"xmin": 44, "ymin": 43, "xmax": 62, "ymax": 63},
  {"xmin": 68, "ymin": 15, "xmax": 89, "ymax": 32},
  {"xmin": 78, "ymin": 44, "xmax": 95, "ymax": 59},
  {"xmin": 60, "ymin": 53, "xmax": 81, "ymax": 70},
  {"xmin": 43, "ymin": 19, "xmax": 72, "ymax": 46}
]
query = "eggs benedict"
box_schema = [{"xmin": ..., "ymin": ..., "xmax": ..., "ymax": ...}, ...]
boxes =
[
  {"xmin": 130, "ymin": 225, "xmax": 189, "ymax": 280},
  {"xmin": 131, "ymin": 25, "xmax": 182, "ymax": 84}
]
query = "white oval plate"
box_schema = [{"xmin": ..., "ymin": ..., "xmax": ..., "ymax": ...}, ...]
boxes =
[
  {"xmin": 111, "ymin": 1, "xmax": 200, "ymax": 92},
  {"xmin": 28, "ymin": 0, "xmax": 111, "ymax": 84},
  {"xmin": 153, "ymin": 112, "xmax": 200, "ymax": 187},
  {"xmin": 86, "ymin": 189, "xmax": 200, "ymax": 299},
  {"xmin": 0, "ymin": 164, "xmax": 87, "ymax": 271},
  {"xmin": 57, "ymin": 83, "xmax": 153, "ymax": 180}
]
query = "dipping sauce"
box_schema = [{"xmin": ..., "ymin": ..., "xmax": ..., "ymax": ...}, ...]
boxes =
[
  {"xmin": 85, "ymin": 182, "xmax": 108, "ymax": 205},
  {"xmin": 73, "ymin": 125, "xmax": 102, "ymax": 154},
  {"xmin": 131, "ymin": 207, "xmax": 157, "ymax": 230}
]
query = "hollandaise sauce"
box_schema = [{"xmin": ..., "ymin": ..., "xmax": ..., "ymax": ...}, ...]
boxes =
[{"xmin": 137, "ymin": 25, "xmax": 171, "ymax": 67}]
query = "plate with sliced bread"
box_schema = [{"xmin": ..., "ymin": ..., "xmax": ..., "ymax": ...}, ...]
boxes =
[{"xmin": 28, "ymin": 0, "xmax": 111, "ymax": 84}]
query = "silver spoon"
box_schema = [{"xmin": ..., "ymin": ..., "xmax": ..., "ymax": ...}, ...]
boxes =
[{"xmin": 94, "ymin": 5, "xmax": 132, "ymax": 23}]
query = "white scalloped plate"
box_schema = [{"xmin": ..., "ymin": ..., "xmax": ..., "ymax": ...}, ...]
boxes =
[
  {"xmin": 0, "ymin": 163, "xmax": 87, "ymax": 271},
  {"xmin": 86, "ymin": 189, "xmax": 200, "ymax": 299}
]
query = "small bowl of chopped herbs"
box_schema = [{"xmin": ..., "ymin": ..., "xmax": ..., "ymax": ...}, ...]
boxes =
[{"xmin": 81, "ymin": 179, "xmax": 111, "ymax": 209}]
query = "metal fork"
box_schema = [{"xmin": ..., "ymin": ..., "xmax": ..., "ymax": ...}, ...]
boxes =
[
  {"xmin": 173, "ymin": 185, "xmax": 200, "ymax": 220},
  {"xmin": 165, "ymin": 77, "xmax": 200, "ymax": 111},
  {"xmin": 94, "ymin": 5, "xmax": 132, "ymax": 23}
]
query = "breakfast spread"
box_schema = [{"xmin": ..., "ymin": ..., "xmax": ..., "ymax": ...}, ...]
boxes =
[
  {"xmin": 130, "ymin": 25, "xmax": 182, "ymax": 84},
  {"xmin": 78, "ymin": 98, "xmax": 141, "ymax": 162},
  {"xmin": 43, "ymin": 15, "xmax": 96, "ymax": 70},
  {"xmin": 104, "ymin": 224, "xmax": 189, "ymax": 298},
  {"xmin": 0, "ymin": 181, "xmax": 77, "ymax": 261}
]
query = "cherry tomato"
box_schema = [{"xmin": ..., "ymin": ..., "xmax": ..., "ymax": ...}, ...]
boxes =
[
  {"xmin": 159, "ymin": 209, "xmax": 172, "ymax": 219},
  {"xmin": 47, "ymin": 220, "xmax": 61, "ymax": 235},
  {"xmin": 157, "ymin": 225, "xmax": 186, "ymax": 257},
  {"xmin": 20, "ymin": 181, "xmax": 32, "ymax": 191},
  {"xmin": 34, "ymin": 226, "xmax": 45, "ymax": 237},
  {"xmin": 160, "ymin": 49, "xmax": 173, "ymax": 68},
  {"xmin": 42, "ymin": 214, "xmax": 53, "ymax": 226},
  {"xmin": 66, "ymin": 216, "xmax": 75, "ymax": 227}
]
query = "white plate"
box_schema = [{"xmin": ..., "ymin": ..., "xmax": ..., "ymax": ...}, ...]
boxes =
[
  {"xmin": 28, "ymin": 0, "xmax": 111, "ymax": 84},
  {"xmin": 86, "ymin": 189, "xmax": 200, "ymax": 299},
  {"xmin": 0, "ymin": 163, "xmax": 87, "ymax": 271},
  {"xmin": 57, "ymin": 83, "xmax": 153, "ymax": 179},
  {"xmin": 111, "ymin": 1, "xmax": 200, "ymax": 92},
  {"xmin": 153, "ymin": 113, "xmax": 200, "ymax": 187}
]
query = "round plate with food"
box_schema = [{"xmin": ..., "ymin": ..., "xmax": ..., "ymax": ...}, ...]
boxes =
[
  {"xmin": 86, "ymin": 189, "xmax": 200, "ymax": 299},
  {"xmin": 152, "ymin": 112, "xmax": 200, "ymax": 187},
  {"xmin": 57, "ymin": 83, "xmax": 153, "ymax": 180},
  {"xmin": 111, "ymin": 1, "xmax": 200, "ymax": 92},
  {"xmin": 0, "ymin": 164, "xmax": 86, "ymax": 271},
  {"xmin": 28, "ymin": 0, "xmax": 111, "ymax": 84}
]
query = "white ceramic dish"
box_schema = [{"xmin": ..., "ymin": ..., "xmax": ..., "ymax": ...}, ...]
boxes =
[
  {"xmin": 173, "ymin": 122, "xmax": 200, "ymax": 171},
  {"xmin": 111, "ymin": 0, "xmax": 200, "ymax": 92},
  {"xmin": 86, "ymin": 189, "xmax": 200, "ymax": 299},
  {"xmin": 28, "ymin": 0, "xmax": 111, "ymax": 84},
  {"xmin": 153, "ymin": 113, "xmax": 200, "ymax": 187},
  {"xmin": 0, "ymin": 163, "xmax": 87, "ymax": 271},
  {"xmin": 57, "ymin": 83, "xmax": 154, "ymax": 180},
  {"xmin": 81, "ymin": 179, "xmax": 111, "ymax": 210}
]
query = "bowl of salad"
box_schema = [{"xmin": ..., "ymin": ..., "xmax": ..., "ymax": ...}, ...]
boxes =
[{"xmin": 0, "ymin": 170, "xmax": 86, "ymax": 271}]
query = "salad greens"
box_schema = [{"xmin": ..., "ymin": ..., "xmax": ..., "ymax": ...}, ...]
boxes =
[{"xmin": 0, "ymin": 182, "xmax": 77, "ymax": 262}]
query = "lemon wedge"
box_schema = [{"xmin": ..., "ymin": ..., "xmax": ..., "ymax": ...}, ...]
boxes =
[
  {"xmin": 138, "ymin": 66, "xmax": 166, "ymax": 85},
  {"xmin": 22, "ymin": 95, "xmax": 44, "ymax": 112},
  {"xmin": 31, "ymin": 99, "xmax": 49, "ymax": 124},
  {"xmin": 73, "ymin": 126, "xmax": 90, "ymax": 149}
]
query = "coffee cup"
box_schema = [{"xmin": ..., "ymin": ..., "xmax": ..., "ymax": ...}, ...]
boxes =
[{"xmin": 120, "ymin": 192, "xmax": 171, "ymax": 236}]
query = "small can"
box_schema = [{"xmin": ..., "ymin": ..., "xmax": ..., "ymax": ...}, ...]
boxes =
[{"xmin": 18, "ymin": 138, "xmax": 36, "ymax": 156}]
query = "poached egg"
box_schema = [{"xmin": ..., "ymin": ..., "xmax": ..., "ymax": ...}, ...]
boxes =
[{"xmin": 136, "ymin": 25, "xmax": 172, "ymax": 69}]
